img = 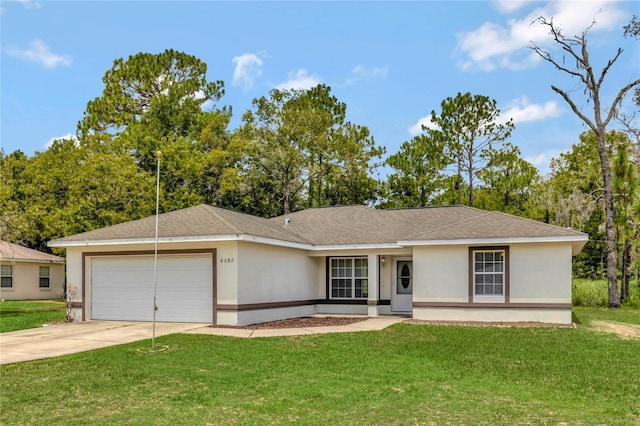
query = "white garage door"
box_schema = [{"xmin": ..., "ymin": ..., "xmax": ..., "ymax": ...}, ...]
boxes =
[{"xmin": 91, "ymin": 254, "xmax": 213, "ymax": 323}]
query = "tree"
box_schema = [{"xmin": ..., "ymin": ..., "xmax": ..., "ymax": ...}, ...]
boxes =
[
  {"xmin": 429, "ymin": 92, "xmax": 514, "ymax": 206},
  {"xmin": 77, "ymin": 49, "xmax": 227, "ymax": 172},
  {"xmin": 612, "ymin": 137, "xmax": 638, "ymax": 301},
  {"xmin": 531, "ymin": 17, "xmax": 640, "ymax": 307},
  {"xmin": 475, "ymin": 143, "xmax": 540, "ymax": 214},
  {"xmin": 384, "ymin": 134, "xmax": 447, "ymax": 208},
  {"xmin": 240, "ymin": 85, "xmax": 383, "ymax": 215}
]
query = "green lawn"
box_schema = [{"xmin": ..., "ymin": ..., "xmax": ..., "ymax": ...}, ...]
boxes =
[
  {"xmin": 0, "ymin": 299, "xmax": 67, "ymax": 333},
  {"xmin": 1, "ymin": 307, "xmax": 638, "ymax": 425}
]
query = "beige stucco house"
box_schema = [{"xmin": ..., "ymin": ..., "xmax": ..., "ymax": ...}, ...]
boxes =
[
  {"xmin": 48, "ymin": 204, "xmax": 587, "ymax": 325},
  {"xmin": 0, "ymin": 241, "xmax": 65, "ymax": 300}
]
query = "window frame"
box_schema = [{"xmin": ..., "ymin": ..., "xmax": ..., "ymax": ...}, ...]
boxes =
[
  {"xmin": 39, "ymin": 266, "xmax": 51, "ymax": 289},
  {"xmin": 469, "ymin": 246, "xmax": 509, "ymax": 302},
  {"xmin": 328, "ymin": 257, "xmax": 369, "ymax": 300},
  {"xmin": 1, "ymin": 264, "xmax": 13, "ymax": 289}
]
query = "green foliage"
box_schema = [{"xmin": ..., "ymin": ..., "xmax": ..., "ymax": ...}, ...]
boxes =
[
  {"xmin": 573, "ymin": 279, "xmax": 640, "ymax": 308},
  {"xmin": 0, "ymin": 300, "xmax": 66, "ymax": 333},
  {"xmin": 475, "ymin": 143, "xmax": 540, "ymax": 214},
  {"xmin": 2, "ymin": 324, "xmax": 640, "ymax": 424},
  {"xmin": 240, "ymin": 84, "xmax": 384, "ymax": 215},
  {"xmin": 384, "ymin": 134, "xmax": 447, "ymax": 208},
  {"xmin": 429, "ymin": 92, "xmax": 514, "ymax": 206}
]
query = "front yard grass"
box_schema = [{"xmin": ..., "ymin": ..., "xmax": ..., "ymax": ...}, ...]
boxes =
[
  {"xmin": 2, "ymin": 308, "xmax": 639, "ymax": 425},
  {"xmin": 0, "ymin": 299, "xmax": 66, "ymax": 333}
]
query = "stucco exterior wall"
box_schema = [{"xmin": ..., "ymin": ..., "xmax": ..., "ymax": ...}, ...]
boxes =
[
  {"xmin": 236, "ymin": 242, "xmax": 316, "ymax": 304},
  {"xmin": 411, "ymin": 242, "xmax": 574, "ymax": 324},
  {"xmin": 412, "ymin": 245, "xmax": 468, "ymax": 303},
  {"xmin": 0, "ymin": 261, "xmax": 65, "ymax": 300},
  {"xmin": 509, "ymin": 243, "xmax": 572, "ymax": 303}
]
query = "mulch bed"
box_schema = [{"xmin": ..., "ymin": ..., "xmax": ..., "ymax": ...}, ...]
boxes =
[{"xmin": 210, "ymin": 316, "xmax": 366, "ymax": 329}]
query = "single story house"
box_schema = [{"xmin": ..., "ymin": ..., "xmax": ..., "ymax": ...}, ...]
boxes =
[
  {"xmin": 48, "ymin": 204, "xmax": 587, "ymax": 325},
  {"xmin": 0, "ymin": 241, "xmax": 65, "ymax": 300}
]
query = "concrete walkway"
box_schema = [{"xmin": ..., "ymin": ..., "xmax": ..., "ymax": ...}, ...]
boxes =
[
  {"xmin": 186, "ymin": 316, "xmax": 404, "ymax": 338},
  {"xmin": 0, "ymin": 317, "xmax": 403, "ymax": 365}
]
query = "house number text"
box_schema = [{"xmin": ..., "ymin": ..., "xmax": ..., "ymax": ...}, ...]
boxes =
[{"xmin": 219, "ymin": 258, "xmax": 234, "ymax": 264}]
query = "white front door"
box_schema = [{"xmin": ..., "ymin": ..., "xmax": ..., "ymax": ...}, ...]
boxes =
[{"xmin": 392, "ymin": 259, "xmax": 413, "ymax": 313}]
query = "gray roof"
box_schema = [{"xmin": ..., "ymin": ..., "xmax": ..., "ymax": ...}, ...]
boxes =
[
  {"xmin": 49, "ymin": 204, "xmax": 310, "ymax": 245},
  {"xmin": 0, "ymin": 241, "xmax": 64, "ymax": 263},
  {"xmin": 269, "ymin": 205, "xmax": 585, "ymax": 245},
  {"xmin": 49, "ymin": 204, "xmax": 587, "ymax": 249}
]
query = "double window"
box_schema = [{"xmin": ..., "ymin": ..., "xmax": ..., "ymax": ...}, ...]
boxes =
[
  {"xmin": 1, "ymin": 265, "xmax": 13, "ymax": 288},
  {"xmin": 330, "ymin": 258, "xmax": 368, "ymax": 299},
  {"xmin": 39, "ymin": 266, "xmax": 50, "ymax": 288},
  {"xmin": 472, "ymin": 249, "xmax": 506, "ymax": 296}
]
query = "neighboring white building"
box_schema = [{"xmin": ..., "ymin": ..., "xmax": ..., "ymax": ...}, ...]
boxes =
[
  {"xmin": 48, "ymin": 204, "xmax": 588, "ymax": 325},
  {"xmin": 0, "ymin": 241, "xmax": 65, "ymax": 300}
]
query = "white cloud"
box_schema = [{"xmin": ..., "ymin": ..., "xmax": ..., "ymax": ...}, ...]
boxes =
[
  {"xmin": 525, "ymin": 152, "xmax": 550, "ymax": 166},
  {"xmin": 232, "ymin": 53, "xmax": 263, "ymax": 91},
  {"xmin": 45, "ymin": 133, "xmax": 76, "ymax": 149},
  {"xmin": 493, "ymin": 0, "xmax": 531, "ymax": 14},
  {"xmin": 275, "ymin": 69, "xmax": 321, "ymax": 90},
  {"xmin": 354, "ymin": 64, "xmax": 389, "ymax": 79},
  {"xmin": 16, "ymin": 0, "xmax": 42, "ymax": 10},
  {"xmin": 500, "ymin": 96, "xmax": 562, "ymax": 124},
  {"xmin": 457, "ymin": 1, "xmax": 626, "ymax": 71},
  {"xmin": 4, "ymin": 39, "xmax": 72, "ymax": 69},
  {"xmin": 408, "ymin": 115, "xmax": 438, "ymax": 136},
  {"xmin": 343, "ymin": 64, "xmax": 389, "ymax": 86}
]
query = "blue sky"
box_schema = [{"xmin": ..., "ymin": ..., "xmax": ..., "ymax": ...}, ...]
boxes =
[{"xmin": 1, "ymin": 0, "xmax": 638, "ymax": 175}]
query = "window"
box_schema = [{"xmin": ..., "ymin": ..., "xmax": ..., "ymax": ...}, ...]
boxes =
[
  {"xmin": 473, "ymin": 250, "xmax": 505, "ymax": 296},
  {"xmin": 330, "ymin": 258, "xmax": 368, "ymax": 299},
  {"xmin": 39, "ymin": 266, "xmax": 50, "ymax": 288},
  {"xmin": 1, "ymin": 265, "xmax": 13, "ymax": 288}
]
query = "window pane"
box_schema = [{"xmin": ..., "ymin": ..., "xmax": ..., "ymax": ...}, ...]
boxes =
[
  {"xmin": 1, "ymin": 265, "xmax": 12, "ymax": 275},
  {"xmin": 494, "ymin": 284, "xmax": 503, "ymax": 295},
  {"xmin": 476, "ymin": 275, "xmax": 484, "ymax": 284},
  {"xmin": 39, "ymin": 277, "xmax": 50, "ymax": 288},
  {"xmin": 475, "ymin": 263, "xmax": 483, "ymax": 272},
  {"xmin": 39, "ymin": 266, "xmax": 50, "ymax": 277},
  {"xmin": 475, "ymin": 252, "xmax": 483, "ymax": 262},
  {"xmin": 475, "ymin": 285, "xmax": 484, "ymax": 295},
  {"xmin": 485, "ymin": 252, "xmax": 494, "ymax": 262},
  {"xmin": 1, "ymin": 277, "xmax": 12, "ymax": 288}
]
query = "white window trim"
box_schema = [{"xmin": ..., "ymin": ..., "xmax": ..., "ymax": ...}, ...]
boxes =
[
  {"xmin": 472, "ymin": 249, "xmax": 506, "ymax": 298},
  {"xmin": 329, "ymin": 257, "xmax": 369, "ymax": 300}
]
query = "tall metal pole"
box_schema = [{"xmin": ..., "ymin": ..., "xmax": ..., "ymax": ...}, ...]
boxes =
[{"xmin": 152, "ymin": 151, "xmax": 161, "ymax": 349}]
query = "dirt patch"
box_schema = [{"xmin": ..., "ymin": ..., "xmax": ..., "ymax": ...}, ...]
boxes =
[
  {"xmin": 591, "ymin": 321, "xmax": 640, "ymax": 340},
  {"xmin": 210, "ymin": 316, "xmax": 366, "ymax": 330}
]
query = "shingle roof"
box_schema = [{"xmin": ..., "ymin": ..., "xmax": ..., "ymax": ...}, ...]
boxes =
[
  {"xmin": 269, "ymin": 205, "xmax": 585, "ymax": 245},
  {"xmin": 0, "ymin": 241, "xmax": 64, "ymax": 263},
  {"xmin": 49, "ymin": 204, "xmax": 310, "ymax": 245},
  {"xmin": 49, "ymin": 203, "xmax": 587, "ymax": 248}
]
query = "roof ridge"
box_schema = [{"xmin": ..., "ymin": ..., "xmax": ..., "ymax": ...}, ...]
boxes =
[{"xmin": 201, "ymin": 205, "xmax": 243, "ymax": 234}]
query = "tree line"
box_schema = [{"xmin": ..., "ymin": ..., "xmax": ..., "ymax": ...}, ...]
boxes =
[{"xmin": 1, "ymin": 17, "xmax": 638, "ymax": 306}]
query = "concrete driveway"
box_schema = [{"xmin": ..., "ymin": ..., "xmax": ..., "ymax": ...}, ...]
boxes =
[{"xmin": 0, "ymin": 321, "xmax": 206, "ymax": 365}]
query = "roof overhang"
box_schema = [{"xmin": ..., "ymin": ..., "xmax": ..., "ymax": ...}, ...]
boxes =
[
  {"xmin": 0, "ymin": 258, "xmax": 65, "ymax": 264},
  {"xmin": 48, "ymin": 234, "xmax": 314, "ymax": 251},
  {"xmin": 398, "ymin": 235, "xmax": 589, "ymax": 255},
  {"xmin": 49, "ymin": 234, "xmax": 589, "ymax": 256}
]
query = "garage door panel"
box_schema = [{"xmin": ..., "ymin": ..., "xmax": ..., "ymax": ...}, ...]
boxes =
[{"xmin": 91, "ymin": 254, "xmax": 213, "ymax": 323}]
